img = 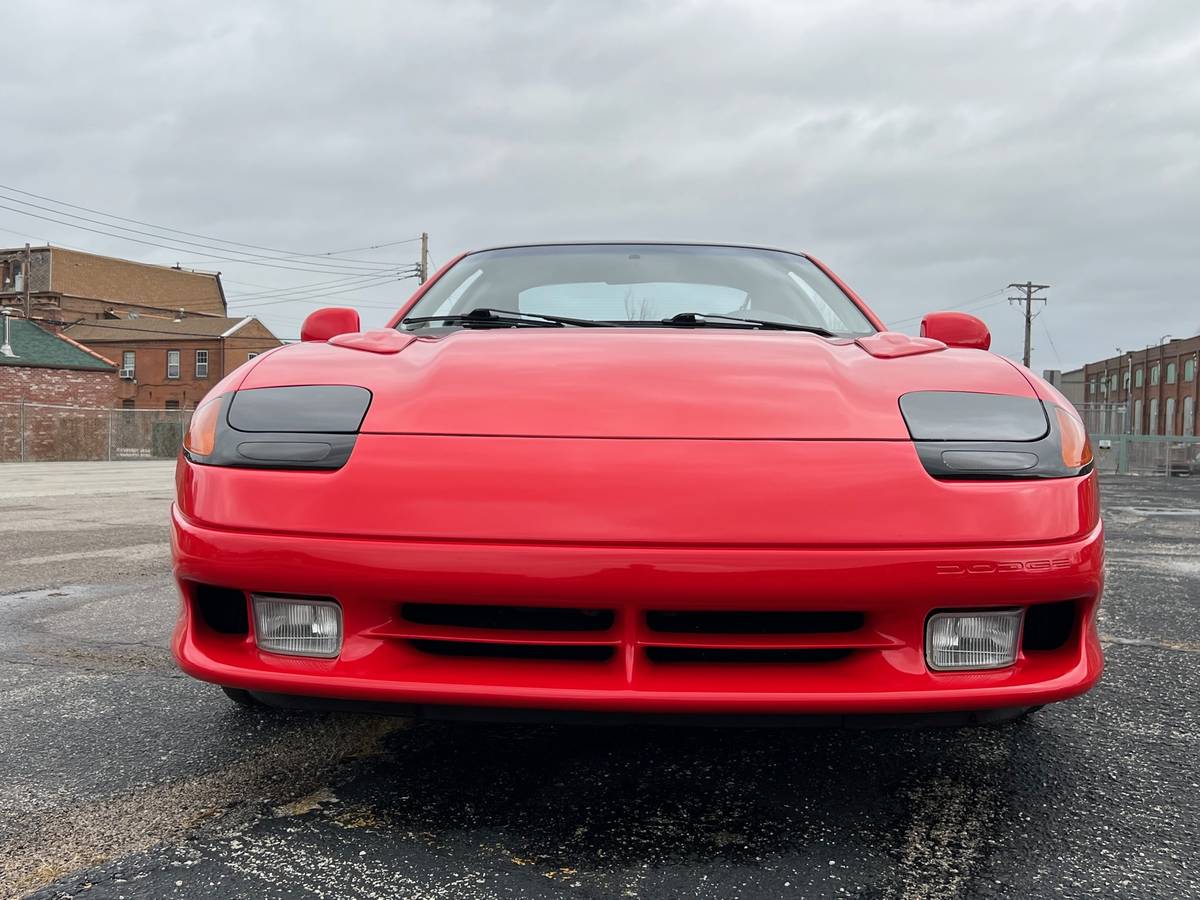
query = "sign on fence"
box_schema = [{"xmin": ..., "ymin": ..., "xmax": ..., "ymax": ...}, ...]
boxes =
[{"xmin": 0, "ymin": 401, "xmax": 192, "ymax": 463}]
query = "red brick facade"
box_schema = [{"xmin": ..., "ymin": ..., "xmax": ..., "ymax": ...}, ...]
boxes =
[
  {"xmin": 1080, "ymin": 336, "xmax": 1200, "ymax": 437},
  {"xmin": 0, "ymin": 364, "xmax": 118, "ymax": 406},
  {"xmin": 65, "ymin": 318, "xmax": 282, "ymax": 409},
  {"xmin": 0, "ymin": 365, "xmax": 120, "ymax": 461}
]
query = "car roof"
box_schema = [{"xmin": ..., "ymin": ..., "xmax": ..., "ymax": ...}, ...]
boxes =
[{"xmin": 466, "ymin": 241, "xmax": 811, "ymax": 258}]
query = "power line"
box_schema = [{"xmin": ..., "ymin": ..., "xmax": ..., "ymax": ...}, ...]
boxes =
[
  {"xmin": 171, "ymin": 238, "xmax": 423, "ymax": 271},
  {"xmin": 3, "ymin": 226, "xmax": 419, "ymax": 310},
  {"xmin": 0, "ymin": 206, "xmax": 413, "ymax": 277},
  {"xmin": 47, "ymin": 316, "xmax": 298, "ymax": 341},
  {"xmin": 0, "ymin": 197, "xmax": 404, "ymax": 275},
  {"xmin": 227, "ymin": 273, "xmax": 397, "ymax": 300},
  {"xmin": 228, "ymin": 270, "xmax": 419, "ymax": 304},
  {"xmin": 302, "ymin": 237, "xmax": 424, "ymax": 258},
  {"xmin": 230, "ymin": 273, "xmax": 418, "ymax": 309},
  {"xmin": 0, "ymin": 224, "xmax": 40, "ymax": 242},
  {"xmin": 0, "ymin": 182, "xmax": 420, "ymax": 266},
  {"xmin": 1039, "ymin": 315, "xmax": 1063, "ymax": 366},
  {"xmin": 20, "ymin": 269, "xmax": 416, "ymax": 313},
  {"xmin": 888, "ymin": 287, "xmax": 1008, "ymax": 327}
]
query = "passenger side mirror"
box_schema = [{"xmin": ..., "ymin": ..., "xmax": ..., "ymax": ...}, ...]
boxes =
[
  {"xmin": 301, "ymin": 307, "xmax": 361, "ymax": 342},
  {"xmin": 920, "ymin": 311, "xmax": 991, "ymax": 351}
]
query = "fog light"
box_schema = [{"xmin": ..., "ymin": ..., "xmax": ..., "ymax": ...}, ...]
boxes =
[
  {"xmin": 925, "ymin": 609, "xmax": 1022, "ymax": 671},
  {"xmin": 251, "ymin": 595, "xmax": 342, "ymax": 658}
]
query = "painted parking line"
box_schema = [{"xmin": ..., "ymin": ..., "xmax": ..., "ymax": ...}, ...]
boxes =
[
  {"xmin": 9, "ymin": 543, "xmax": 168, "ymax": 566},
  {"xmin": 1115, "ymin": 507, "xmax": 1200, "ymax": 517}
]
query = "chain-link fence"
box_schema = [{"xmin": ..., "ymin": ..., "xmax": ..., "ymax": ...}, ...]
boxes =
[
  {"xmin": 0, "ymin": 401, "xmax": 192, "ymax": 462},
  {"xmin": 1078, "ymin": 402, "xmax": 1200, "ymax": 477},
  {"xmin": 3, "ymin": 398, "xmax": 1197, "ymax": 474},
  {"xmin": 1079, "ymin": 403, "xmax": 1127, "ymax": 437}
]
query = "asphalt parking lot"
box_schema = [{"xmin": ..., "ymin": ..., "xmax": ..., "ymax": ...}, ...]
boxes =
[{"xmin": 2, "ymin": 463, "xmax": 1197, "ymax": 899}]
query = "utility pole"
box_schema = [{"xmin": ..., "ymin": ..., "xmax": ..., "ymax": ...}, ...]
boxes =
[
  {"xmin": 419, "ymin": 232, "xmax": 430, "ymax": 283},
  {"xmin": 1007, "ymin": 281, "xmax": 1049, "ymax": 368},
  {"xmin": 1124, "ymin": 350, "xmax": 1133, "ymax": 435},
  {"xmin": 22, "ymin": 243, "xmax": 32, "ymax": 319}
]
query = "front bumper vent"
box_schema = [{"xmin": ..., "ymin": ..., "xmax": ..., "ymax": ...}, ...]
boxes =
[{"xmin": 379, "ymin": 602, "xmax": 874, "ymax": 666}]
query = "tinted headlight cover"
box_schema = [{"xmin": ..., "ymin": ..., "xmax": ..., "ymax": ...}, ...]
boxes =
[
  {"xmin": 900, "ymin": 391, "xmax": 1093, "ymax": 479},
  {"xmin": 184, "ymin": 385, "xmax": 371, "ymax": 470}
]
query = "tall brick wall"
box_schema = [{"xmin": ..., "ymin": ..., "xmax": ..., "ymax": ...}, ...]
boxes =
[
  {"xmin": 0, "ymin": 366, "xmax": 119, "ymax": 461},
  {"xmin": 49, "ymin": 248, "xmax": 226, "ymax": 316}
]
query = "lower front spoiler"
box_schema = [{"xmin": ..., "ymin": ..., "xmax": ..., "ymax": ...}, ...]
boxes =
[
  {"xmin": 173, "ymin": 508, "xmax": 1105, "ymax": 717},
  {"xmin": 243, "ymin": 691, "xmax": 1039, "ymax": 728}
]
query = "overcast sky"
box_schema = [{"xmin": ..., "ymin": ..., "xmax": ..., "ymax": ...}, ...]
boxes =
[{"xmin": 3, "ymin": 0, "xmax": 1198, "ymax": 370}]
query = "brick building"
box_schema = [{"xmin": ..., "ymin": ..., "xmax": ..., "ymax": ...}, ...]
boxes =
[
  {"xmin": 63, "ymin": 314, "xmax": 282, "ymax": 409},
  {"xmin": 0, "ymin": 314, "xmax": 119, "ymax": 461},
  {"xmin": 0, "ymin": 245, "xmax": 227, "ymax": 322},
  {"xmin": 1054, "ymin": 334, "xmax": 1200, "ymax": 436}
]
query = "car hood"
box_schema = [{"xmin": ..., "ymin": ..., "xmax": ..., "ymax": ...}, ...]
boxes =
[{"xmin": 238, "ymin": 329, "xmax": 1036, "ymax": 440}]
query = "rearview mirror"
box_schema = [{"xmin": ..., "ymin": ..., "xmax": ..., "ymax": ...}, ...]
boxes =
[
  {"xmin": 920, "ymin": 311, "xmax": 991, "ymax": 351},
  {"xmin": 301, "ymin": 307, "xmax": 361, "ymax": 343}
]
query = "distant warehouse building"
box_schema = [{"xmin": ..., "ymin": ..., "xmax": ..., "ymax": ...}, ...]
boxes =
[
  {"xmin": 1047, "ymin": 334, "xmax": 1200, "ymax": 437},
  {"xmin": 63, "ymin": 314, "xmax": 282, "ymax": 410}
]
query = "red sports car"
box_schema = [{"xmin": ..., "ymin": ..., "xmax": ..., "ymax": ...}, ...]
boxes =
[{"xmin": 172, "ymin": 242, "xmax": 1102, "ymax": 724}]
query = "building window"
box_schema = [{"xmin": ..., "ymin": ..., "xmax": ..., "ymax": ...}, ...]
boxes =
[
  {"xmin": 1088, "ymin": 380, "xmax": 1096, "ymax": 397},
  {"xmin": 1150, "ymin": 364, "xmax": 1160, "ymax": 386},
  {"xmin": 1135, "ymin": 367, "xmax": 1143, "ymax": 387},
  {"xmin": 1165, "ymin": 397, "xmax": 1176, "ymax": 436},
  {"xmin": 1110, "ymin": 373, "xmax": 1117, "ymax": 392},
  {"xmin": 1166, "ymin": 362, "xmax": 1176, "ymax": 384},
  {"xmin": 1186, "ymin": 358, "xmax": 1197, "ymax": 382},
  {"xmin": 195, "ymin": 349, "xmax": 209, "ymax": 378},
  {"xmin": 1185, "ymin": 396, "xmax": 1196, "ymax": 436},
  {"xmin": 1, "ymin": 260, "xmax": 23, "ymax": 292},
  {"xmin": 165, "ymin": 400, "xmax": 180, "ymax": 410},
  {"xmin": 1134, "ymin": 399, "xmax": 1143, "ymax": 435},
  {"xmin": 121, "ymin": 399, "xmax": 135, "ymax": 409},
  {"xmin": 1123, "ymin": 370, "xmax": 1130, "ymax": 390},
  {"xmin": 121, "ymin": 351, "xmax": 135, "ymax": 377},
  {"xmin": 167, "ymin": 350, "xmax": 181, "ymax": 379},
  {"xmin": 247, "ymin": 352, "xmax": 259, "ymax": 361},
  {"xmin": 1149, "ymin": 398, "xmax": 1159, "ymax": 435}
]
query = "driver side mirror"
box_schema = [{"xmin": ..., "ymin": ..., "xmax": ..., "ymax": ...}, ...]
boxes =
[
  {"xmin": 920, "ymin": 311, "xmax": 991, "ymax": 351},
  {"xmin": 301, "ymin": 307, "xmax": 361, "ymax": 343}
]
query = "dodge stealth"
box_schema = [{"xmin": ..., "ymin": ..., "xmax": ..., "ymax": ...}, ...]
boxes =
[{"xmin": 171, "ymin": 243, "xmax": 1102, "ymax": 724}]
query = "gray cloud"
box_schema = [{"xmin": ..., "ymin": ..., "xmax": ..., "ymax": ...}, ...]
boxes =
[{"xmin": 3, "ymin": 0, "xmax": 1198, "ymax": 367}]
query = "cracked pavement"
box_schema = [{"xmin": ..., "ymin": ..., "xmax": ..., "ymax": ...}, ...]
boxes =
[{"xmin": 2, "ymin": 462, "xmax": 1197, "ymax": 899}]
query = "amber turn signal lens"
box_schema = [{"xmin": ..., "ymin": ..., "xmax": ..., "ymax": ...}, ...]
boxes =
[
  {"xmin": 184, "ymin": 396, "xmax": 223, "ymax": 457},
  {"xmin": 1055, "ymin": 406, "xmax": 1093, "ymax": 469}
]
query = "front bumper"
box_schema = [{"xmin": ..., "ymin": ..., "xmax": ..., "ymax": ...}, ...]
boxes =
[{"xmin": 171, "ymin": 506, "xmax": 1104, "ymax": 715}]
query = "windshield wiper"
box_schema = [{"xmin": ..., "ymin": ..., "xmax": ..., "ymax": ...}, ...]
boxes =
[
  {"xmin": 401, "ymin": 308, "xmax": 614, "ymax": 329},
  {"xmin": 657, "ymin": 312, "xmax": 835, "ymax": 336}
]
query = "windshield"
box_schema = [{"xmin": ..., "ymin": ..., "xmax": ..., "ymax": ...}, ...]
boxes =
[{"xmin": 397, "ymin": 244, "xmax": 876, "ymax": 335}]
